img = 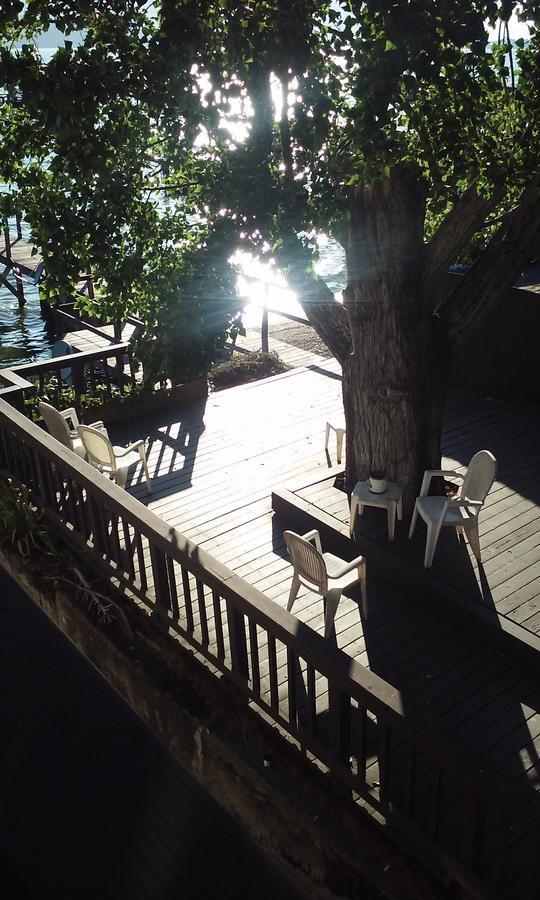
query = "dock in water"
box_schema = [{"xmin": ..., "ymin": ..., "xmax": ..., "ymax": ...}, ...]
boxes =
[{"xmin": 1, "ymin": 218, "xmax": 44, "ymax": 307}]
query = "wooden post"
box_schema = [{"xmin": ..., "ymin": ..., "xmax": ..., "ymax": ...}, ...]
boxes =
[
  {"xmin": 72, "ymin": 358, "xmax": 85, "ymax": 396},
  {"xmin": 15, "ymin": 267, "xmax": 25, "ymax": 308},
  {"xmin": 261, "ymin": 284, "xmax": 269, "ymax": 353},
  {"xmin": 3, "ymin": 220, "xmax": 11, "ymax": 258}
]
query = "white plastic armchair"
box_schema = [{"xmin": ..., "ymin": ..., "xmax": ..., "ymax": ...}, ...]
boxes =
[
  {"xmin": 38, "ymin": 401, "xmax": 106, "ymax": 459},
  {"xmin": 408, "ymin": 450, "xmax": 497, "ymax": 568},
  {"xmin": 77, "ymin": 425, "xmax": 152, "ymax": 493},
  {"xmin": 283, "ymin": 529, "xmax": 366, "ymax": 639}
]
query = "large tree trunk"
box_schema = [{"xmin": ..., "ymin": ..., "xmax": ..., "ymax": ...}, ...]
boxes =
[
  {"xmin": 342, "ymin": 305, "xmax": 450, "ymax": 516},
  {"xmin": 342, "ymin": 167, "xmax": 451, "ymax": 514}
]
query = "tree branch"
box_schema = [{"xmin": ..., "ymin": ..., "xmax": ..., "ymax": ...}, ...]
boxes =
[
  {"xmin": 423, "ymin": 181, "xmax": 502, "ymax": 302},
  {"xmin": 282, "ymin": 254, "xmax": 352, "ymax": 363},
  {"xmin": 440, "ymin": 174, "xmax": 540, "ymax": 345}
]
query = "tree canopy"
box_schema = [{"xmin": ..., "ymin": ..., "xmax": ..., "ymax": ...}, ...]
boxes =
[{"xmin": 1, "ymin": 1, "xmax": 539, "ymax": 498}]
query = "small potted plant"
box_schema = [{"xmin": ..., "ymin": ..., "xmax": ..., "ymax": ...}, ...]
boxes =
[{"xmin": 369, "ymin": 469, "xmax": 387, "ymax": 494}]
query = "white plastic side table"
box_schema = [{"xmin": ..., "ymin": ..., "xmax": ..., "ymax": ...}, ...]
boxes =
[{"xmin": 350, "ymin": 480, "xmax": 403, "ymax": 541}]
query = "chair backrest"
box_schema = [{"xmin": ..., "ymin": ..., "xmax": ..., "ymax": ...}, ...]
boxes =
[
  {"xmin": 77, "ymin": 425, "xmax": 116, "ymax": 470},
  {"xmin": 461, "ymin": 450, "xmax": 497, "ymax": 504},
  {"xmin": 38, "ymin": 402, "xmax": 73, "ymax": 449},
  {"xmin": 284, "ymin": 531, "xmax": 327, "ymax": 590}
]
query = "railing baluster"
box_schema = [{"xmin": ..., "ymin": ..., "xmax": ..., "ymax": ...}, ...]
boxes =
[
  {"xmin": 287, "ymin": 646, "xmax": 297, "ymax": 727},
  {"xmin": 103, "ymin": 361, "xmax": 112, "ymax": 397},
  {"xmin": 181, "ymin": 567, "xmax": 194, "ymax": 631},
  {"xmin": 227, "ymin": 600, "xmax": 249, "ymax": 683},
  {"xmin": 89, "ymin": 495, "xmax": 108, "ymax": 554},
  {"xmin": 150, "ymin": 544, "xmax": 171, "ymax": 617},
  {"xmin": 109, "ymin": 513, "xmax": 123, "ymax": 566},
  {"xmin": 268, "ymin": 633, "xmax": 278, "ymax": 712},
  {"xmin": 248, "ymin": 620, "xmax": 260, "ymax": 694},
  {"xmin": 69, "ymin": 479, "xmax": 85, "ymax": 534},
  {"xmin": 62, "ymin": 474, "xmax": 77, "ymax": 526},
  {"xmin": 329, "ymin": 684, "xmax": 351, "ymax": 764},
  {"xmin": 212, "ymin": 590, "xmax": 225, "ymax": 662},
  {"xmin": 121, "ymin": 517, "xmax": 135, "ymax": 578},
  {"xmin": 36, "ymin": 454, "xmax": 55, "ymax": 508},
  {"xmin": 356, "ymin": 705, "xmax": 368, "ymax": 783},
  {"xmin": 166, "ymin": 557, "xmax": 179, "ymax": 618},
  {"xmin": 196, "ymin": 578, "xmax": 209, "ymax": 647},
  {"xmin": 379, "ymin": 723, "xmax": 392, "ymax": 803},
  {"xmin": 115, "ymin": 351, "xmax": 125, "ymax": 392},
  {"xmin": 135, "ymin": 531, "xmax": 148, "ymax": 592},
  {"xmin": 307, "ymin": 664, "xmax": 317, "ymax": 736}
]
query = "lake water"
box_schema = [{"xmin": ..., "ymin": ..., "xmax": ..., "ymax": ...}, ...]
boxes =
[{"xmin": 0, "ymin": 236, "xmax": 347, "ymax": 364}]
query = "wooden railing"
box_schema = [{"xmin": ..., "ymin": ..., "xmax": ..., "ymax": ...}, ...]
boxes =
[
  {"xmin": 0, "ymin": 343, "xmax": 135, "ymax": 415},
  {"xmin": 0, "ymin": 398, "xmax": 539, "ymax": 898},
  {"xmin": 2, "ymin": 213, "xmax": 23, "ymax": 257}
]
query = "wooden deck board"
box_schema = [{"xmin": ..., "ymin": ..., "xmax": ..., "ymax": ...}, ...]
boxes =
[
  {"xmin": 109, "ymin": 357, "xmax": 540, "ymax": 884},
  {"xmin": 0, "ymin": 234, "xmax": 43, "ymax": 276}
]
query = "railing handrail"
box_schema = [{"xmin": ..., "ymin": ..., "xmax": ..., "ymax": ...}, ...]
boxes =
[
  {"xmin": 55, "ymin": 308, "xmax": 121, "ymax": 343},
  {"xmin": 0, "ymin": 395, "xmax": 539, "ymax": 838},
  {"xmin": 0, "ymin": 342, "xmax": 130, "ymax": 396}
]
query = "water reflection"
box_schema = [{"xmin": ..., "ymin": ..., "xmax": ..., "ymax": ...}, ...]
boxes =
[{"xmin": 0, "ymin": 280, "xmax": 54, "ymax": 366}]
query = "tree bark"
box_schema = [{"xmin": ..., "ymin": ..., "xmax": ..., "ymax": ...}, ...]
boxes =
[
  {"xmin": 277, "ymin": 239, "xmax": 352, "ymax": 363},
  {"xmin": 342, "ymin": 308, "xmax": 450, "ymax": 515},
  {"xmin": 342, "ymin": 166, "xmax": 451, "ymax": 514}
]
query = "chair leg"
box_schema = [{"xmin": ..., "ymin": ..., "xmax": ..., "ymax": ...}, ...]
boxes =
[
  {"xmin": 115, "ymin": 467, "xmax": 128, "ymax": 489},
  {"xmin": 359, "ymin": 564, "xmax": 367, "ymax": 612},
  {"xmin": 424, "ymin": 522, "xmax": 441, "ymax": 569},
  {"xmin": 349, "ymin": 497, "xmax": 358, "ymax": 536},
  {"xmin": 358, "ymin": 563, "xmax": 367, "ymax": 603},
  {"xmin": 335, "ymin": 428, "xmax": 345, "ymax": 464},
  {"xmin": 287, "ymin": 574, "xmax": 300, "ymax": 613},
  {"xmin": 466, "ymin": 521, "xmax": 482, "ymax": 562},
  {"xmin": 324, "ymin": 422, "xmax": 331, "ymax": 452},
  {"xmin": 140, "ymin": 448, "xmax": 152, "ymax": 493},
  {"xmin": 408, "ymin": 501, "xmax": 419, "ymax": 538},
  {"xmin": 387, "ymin": 502, "xmax": 397, "ymax": 541},
  {"xmin": 323, "ymin": 589, "xmax": 342, "ymax": 640}
]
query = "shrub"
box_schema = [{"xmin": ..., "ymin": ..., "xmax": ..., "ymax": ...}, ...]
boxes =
[{"xmin": 209, "ymin": 352, "xmax": 290, "ymax": 391}]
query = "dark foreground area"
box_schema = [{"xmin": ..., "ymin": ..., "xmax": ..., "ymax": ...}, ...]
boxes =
[{"xmin": 0, "ymin": 568, "xmax": 301, "ymax": 900}]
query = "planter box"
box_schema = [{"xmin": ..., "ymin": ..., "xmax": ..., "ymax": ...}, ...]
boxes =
[{"xmin": 82, "ymin": 377, "xmax": 208, "ymax": 425}]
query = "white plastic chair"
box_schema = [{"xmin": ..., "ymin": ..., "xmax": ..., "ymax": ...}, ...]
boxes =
[
  {"xmin": 284, "ymin": 529, "xmax": 366, "ymax": 638},
  {"xmin": 324, "ymin": 420, "xmax": 346, "ymax": 464},
  {"xmin": 39, "ymin": 402, "xmax": 106, "ymax": 459},
  {"xmin": 77, "ymin": 425, "xmax": 152, "ymax": 493},
  {"xmin": 408, "ymin": 450, "xmax": 497, "ymax": 569}
]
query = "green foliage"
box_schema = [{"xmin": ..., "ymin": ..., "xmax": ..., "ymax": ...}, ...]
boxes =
[
  {"xmin": 1, "ymin": 1, "xmax": 539, "ymax": 325},
  {"xmin": 0, "ymin": 476, "xmax": 55, "ymax": 558},
  {"xmin": 130, "ymin": 230, "xmax": 244, "ymax": 386}
]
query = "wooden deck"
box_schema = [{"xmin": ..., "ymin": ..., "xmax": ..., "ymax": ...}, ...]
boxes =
[
  {"xmin": 66, "ymin": 322, "xmax": 136, "ymax": 354},
  {"xmin": 0, "ymin": 233, "xmax": 43, "ymax": 278},
  {"xmin": 110, "ymin": 357, "xmax": 540, "ymax": 828}
]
